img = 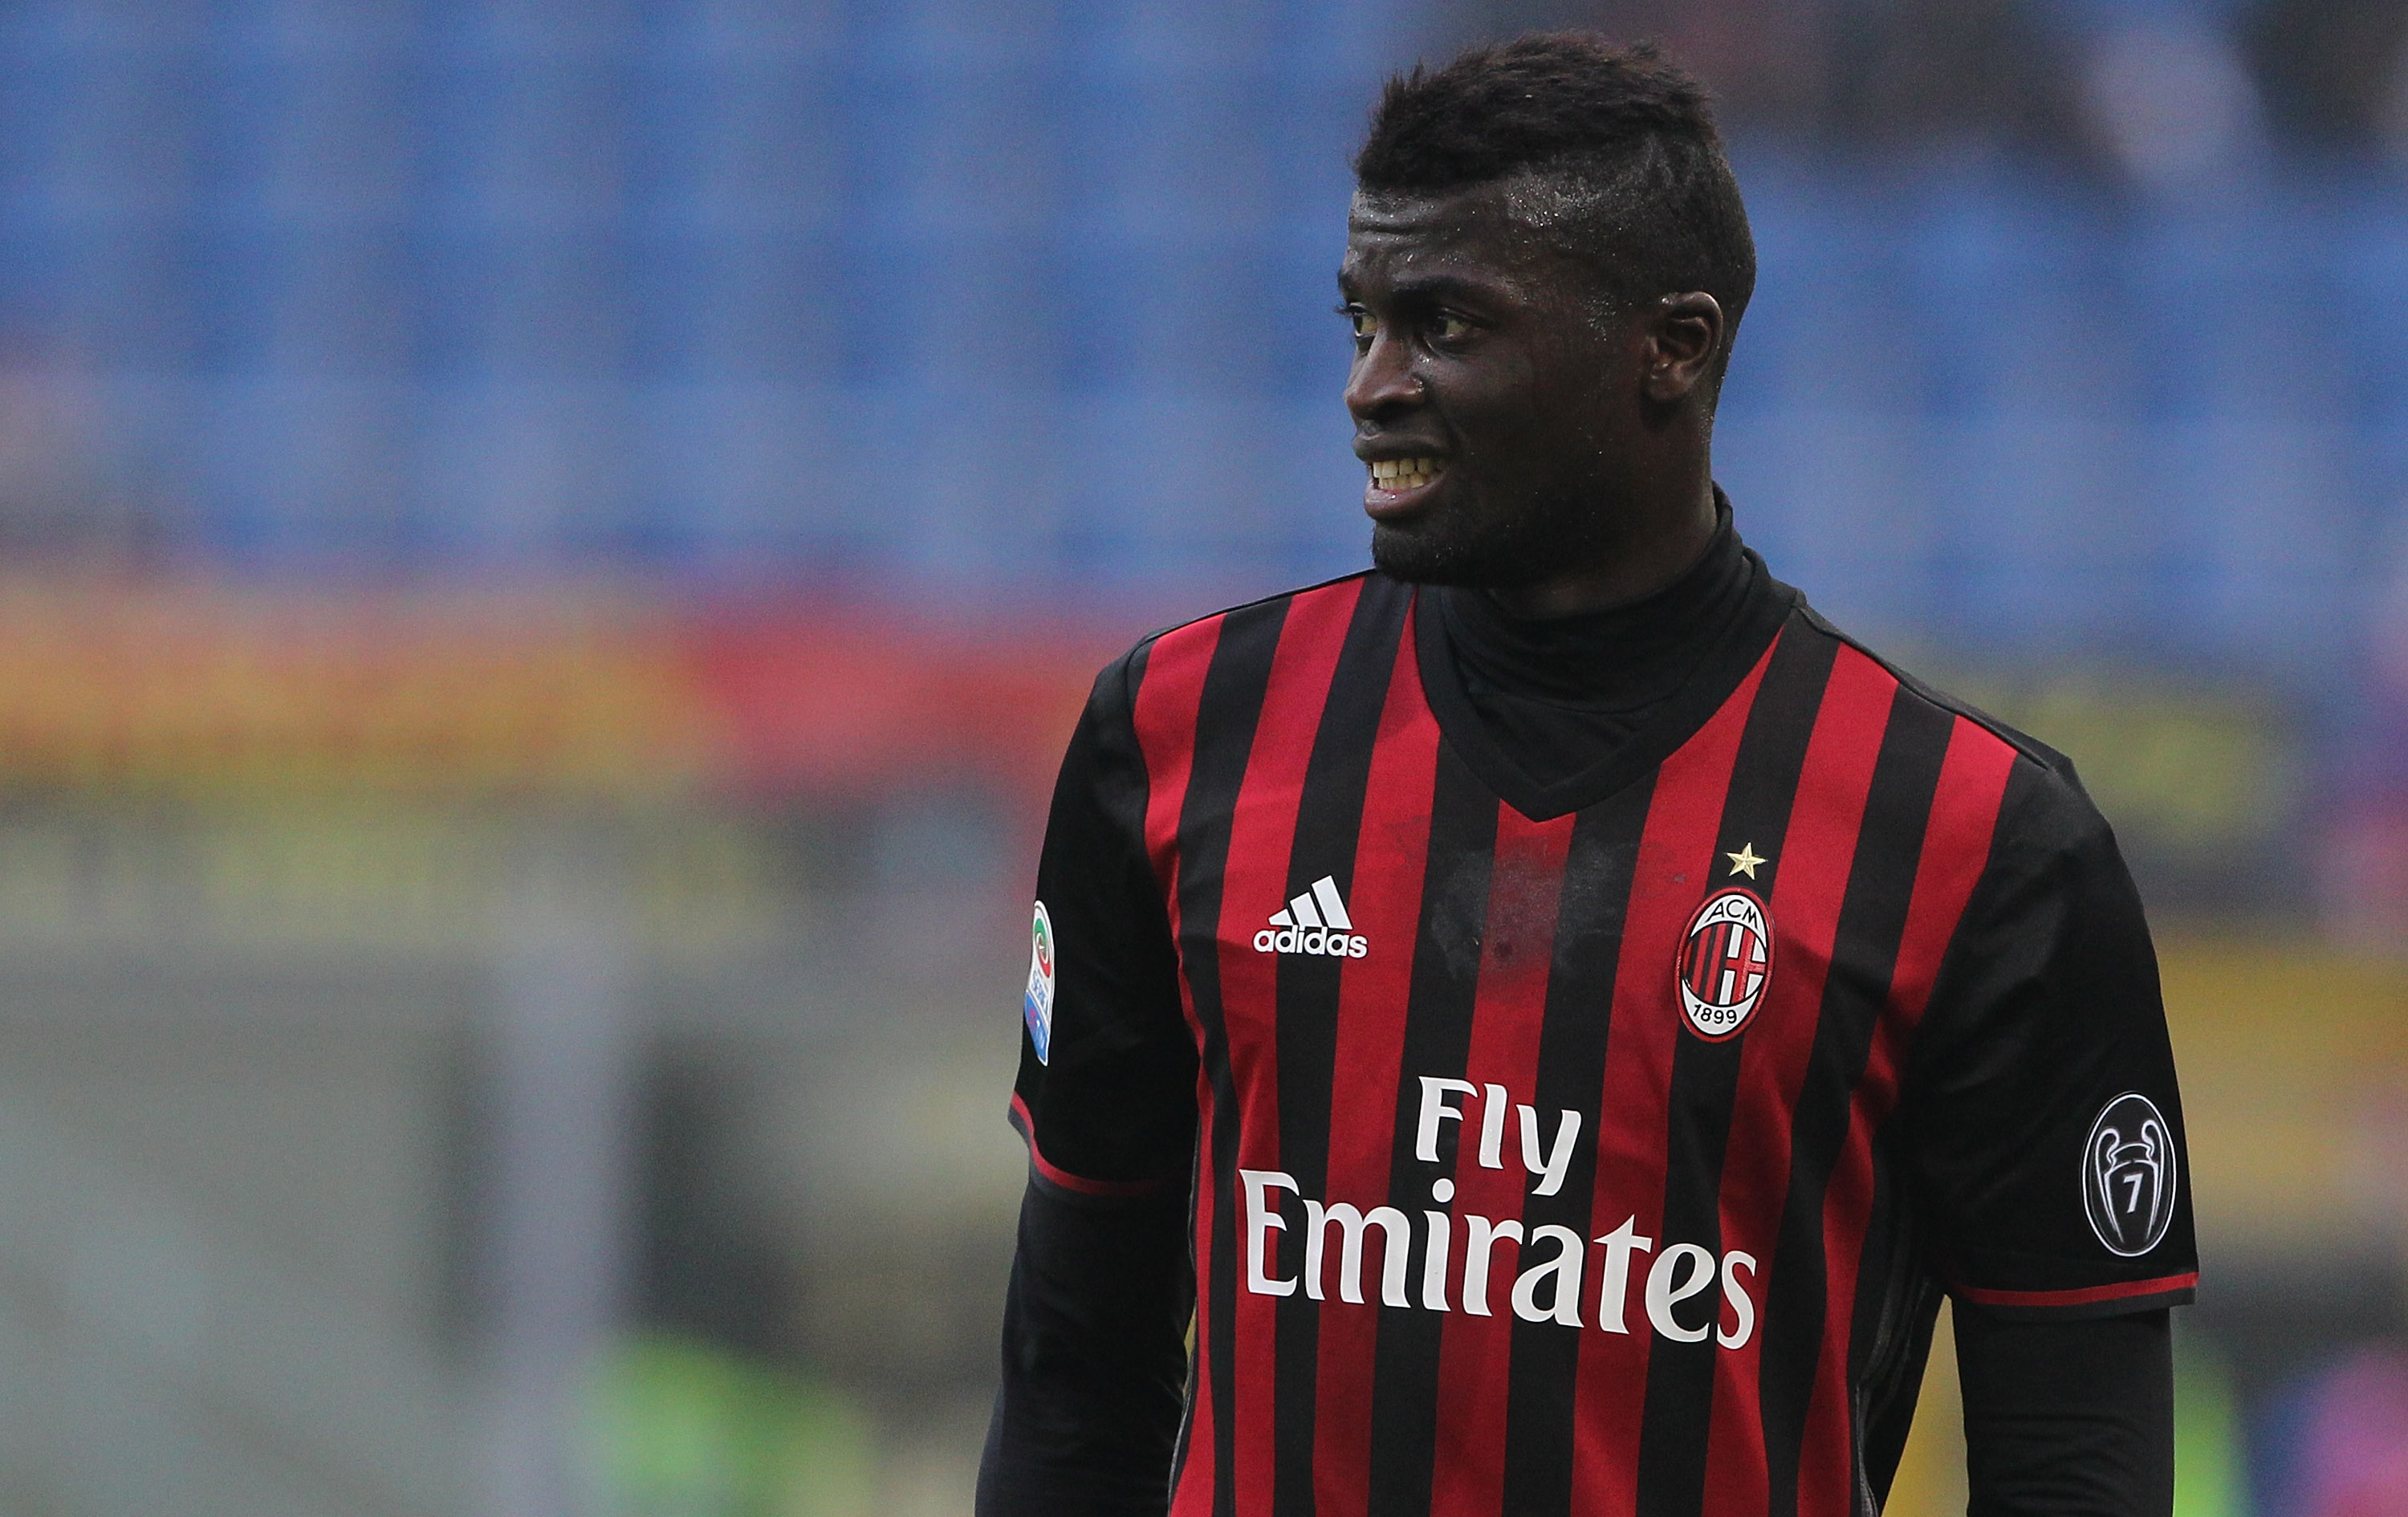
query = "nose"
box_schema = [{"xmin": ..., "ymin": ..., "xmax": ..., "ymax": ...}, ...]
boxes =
[{"xmin": 1344, "ymin": 330, "xmax": 1420, "ymax": 425}]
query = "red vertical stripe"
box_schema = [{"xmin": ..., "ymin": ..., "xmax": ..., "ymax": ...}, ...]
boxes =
[
  {"xmin": 1699, "ymin": 645, "xmax": 1898, "ymax": 1517},
  {"xmin": 1210, "ymin": 580, "xmax": 1365, "ymax": 1517},
  {"xmin": 1310, "ymin": 620, "xmax": 1442, "ymax": 1517},
  {"xmin": 1796, "ymin": 717, "xmax": 2016, "ymax": 1517},
  {"xmin": 1881, "ymin": 720, "xmax": 2019, "ymax": 1031},
  {"xmin": 1135, "ymin": 620, "xmax": 1223, "ymax": 902},
  {"xmin": 1428, "ymin": 801, "xmax": 1576, "ymax": 1517},
  {"xmin": 1133, "ymin": 615, "xmax": 1225, "ymax": 1517},
  {"xmin": 1567, "ymin": 634, "xmax": 1782, "ymax": 1517}
]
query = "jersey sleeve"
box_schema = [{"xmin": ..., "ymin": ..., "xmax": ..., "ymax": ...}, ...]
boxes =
[
  {"xmin": 1008, "ymin": 644, "xmax": 1198, "ymax": 1199},
  {"xmin": 1901, "ymin": 753, "xmax": 2199, "ymax": 1320}
]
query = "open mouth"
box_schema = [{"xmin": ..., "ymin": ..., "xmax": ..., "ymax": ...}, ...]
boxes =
[{"xmin": 1367, "ymin": 456, "xmax": 1446, "ymax": 491}]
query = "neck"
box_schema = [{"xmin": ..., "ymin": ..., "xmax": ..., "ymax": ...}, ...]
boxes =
[{"xmin": 1483, "ymin": 470, "xmax": 1721, "ymax": 620}]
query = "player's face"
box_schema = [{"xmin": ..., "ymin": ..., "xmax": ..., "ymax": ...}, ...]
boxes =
[{"xmin": 1340, "ymin": 184, "xmax": 1645, "ymax": 589}]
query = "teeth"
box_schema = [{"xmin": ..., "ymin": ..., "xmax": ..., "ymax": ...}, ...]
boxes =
[{"xmin": 1369, "ymin": 456, "xmax": 1444, "ymax": 490}]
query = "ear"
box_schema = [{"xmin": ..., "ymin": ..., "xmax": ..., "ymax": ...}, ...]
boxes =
[{"xmin": 1641, "ymin": 292, "xmax": 1725, "ymax": 405}]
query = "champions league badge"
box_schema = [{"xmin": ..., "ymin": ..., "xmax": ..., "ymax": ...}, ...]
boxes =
[
  {"xmin": 1024, "ymin": 902, "xmax": 1056, "ymax": 1064},
  {"xmin": 1676, "ymin": 889, "xmax": 1772, "ymax": 1040},
  {"xmin": 2083, "ymin": 1092, "xmax": 2177, "ymax": 1256}
]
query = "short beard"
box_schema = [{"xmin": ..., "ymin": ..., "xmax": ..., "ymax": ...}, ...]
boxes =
[{"xmin": 1369, "ymin": 493, "xmax": 1588, "ymax": 588}]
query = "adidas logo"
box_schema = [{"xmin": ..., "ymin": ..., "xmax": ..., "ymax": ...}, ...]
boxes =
[{"xmin": 1252, "ymin": 876, "xmax": 1369, "ymax": 958}]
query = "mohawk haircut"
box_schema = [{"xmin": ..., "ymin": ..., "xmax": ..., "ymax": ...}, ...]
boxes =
[{"xmin": 1356, "ymin": 34, "xmax": 1756, "ymax": 364}]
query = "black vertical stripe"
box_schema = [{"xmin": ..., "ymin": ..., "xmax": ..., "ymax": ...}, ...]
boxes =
[
  {"xmin": 1757, "ymin": 688, "xmax": 1957, "ymax": 1516},
  {"xmin": 1171, "ymin": 597, "xmax": 1291, "ymax": 1517},
  {"xmin": 1134, "ymin": 632, "xmax": 1206, "ymax": 1495},
  {"xmin": 1364, "ymin": 739, "xmax": 1498, "ymax": 1517},
  {"xmin": 1633, "ymin": 626, "xmax": 1839, "ymax": 1515},
  {"xmin": 1271, "ymin": 579, "xmax": 1411, "ymax": 1517},
  {"xmin": 1497, "ymin": 776, "xmax": 1658, "ymax": 1515},
  {"xmin": 1845, "ymin": 1125, "xmax": 1945, "ymax": 1507}
]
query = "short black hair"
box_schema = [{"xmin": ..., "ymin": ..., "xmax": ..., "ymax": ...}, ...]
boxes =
[{"xmin": 1356, "ymin": 34, "xmax": 1756, "ymax": 357}]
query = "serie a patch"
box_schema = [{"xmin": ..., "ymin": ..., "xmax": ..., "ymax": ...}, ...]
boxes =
[{"xmin": 1024, "ymin": 901, "xmax": 1056, "ymax": 1064}]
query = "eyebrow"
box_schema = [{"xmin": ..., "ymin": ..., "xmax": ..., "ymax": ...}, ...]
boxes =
[{"xmin": 1337, "ymin": 270, "xmax": 1507, "ymax": 306}]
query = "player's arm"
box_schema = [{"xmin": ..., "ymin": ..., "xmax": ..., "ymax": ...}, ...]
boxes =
[
  {"xmin": 1955, "ymin": 1308, "xmax": 2173, "ymax": 1516},
  {"xmin": 976, "ymin": 649, "xmax": 1198, "ymax": 1517},
  {"xmin": 1903, "ymin": 753, "xmax": 2195, "ymax": 1515},
  {"xmin": 978, "ymin": 1174, "xmax": 1192, "ymax": 1515}
]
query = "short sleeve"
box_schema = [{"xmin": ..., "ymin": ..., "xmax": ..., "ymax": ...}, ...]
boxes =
[
  {"xmin": 1008, "ymin": 645, "xmax": 1198, "ymax": 1201},
  {"xmin": 1902, "ymin": 755, "xmax": 2199, "ymax": 1320}
]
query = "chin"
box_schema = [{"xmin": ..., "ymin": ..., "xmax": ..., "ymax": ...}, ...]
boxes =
[{"xmin": 1369, "ymin": 519, "xmax": 1548, "ymax": 589}]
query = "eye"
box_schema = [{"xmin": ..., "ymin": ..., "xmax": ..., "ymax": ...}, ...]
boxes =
[
  {"xmin": 1431, "ymin": 311, "xmax": 1474, "ymax": 344},
  {"xmin": 1340, "ymin": 305, "xmax": 1378, "ymax": 343}
]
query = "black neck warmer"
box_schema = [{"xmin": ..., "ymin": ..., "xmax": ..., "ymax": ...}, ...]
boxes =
[{"xmin": 1434, "ymin": 494, "xmax": 1763, "ymax": 797}]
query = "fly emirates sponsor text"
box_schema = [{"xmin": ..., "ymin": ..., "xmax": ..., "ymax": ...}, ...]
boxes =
[{"xmin": 1238, "ymin": 1077, "xmax": 1758, "ymax": 1348}]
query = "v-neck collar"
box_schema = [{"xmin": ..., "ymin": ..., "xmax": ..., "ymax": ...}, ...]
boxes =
[{"xmin": 1412, "ymin": 552, "xmax": 1797, "ymax": 822}]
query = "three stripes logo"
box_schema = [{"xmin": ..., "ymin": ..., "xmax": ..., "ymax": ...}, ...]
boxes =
[{"xmin": 1252, "ymin": 876, "xmax": 1369, "ymax": 958}]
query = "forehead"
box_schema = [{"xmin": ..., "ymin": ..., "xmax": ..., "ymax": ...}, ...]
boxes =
[{"xmin": 1341, "ymin": 184, "xmax": 1575, "ymax": 293}]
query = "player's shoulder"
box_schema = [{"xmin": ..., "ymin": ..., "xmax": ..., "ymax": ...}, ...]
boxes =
[
  {"xmin": 1790, "ymin": 601, "xmax": 2105, "ymax": 846},
  {"xmin": 1129, "ymin": 569, "xmax": 1381, "ymax": 664},
  {"xmin": 1090, "ymin": 569, "xmax": 1385, "ymax": 702}
]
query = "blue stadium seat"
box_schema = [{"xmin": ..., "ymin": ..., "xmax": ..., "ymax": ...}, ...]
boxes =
[{"xmin": 0, "ymin": 0, "xmax": 2386, "ymax": 673}]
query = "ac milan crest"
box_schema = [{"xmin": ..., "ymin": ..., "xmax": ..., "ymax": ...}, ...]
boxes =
[{"xmin": 1676, "ymin": 889, "xmax": 1773, "ymax": 1040}]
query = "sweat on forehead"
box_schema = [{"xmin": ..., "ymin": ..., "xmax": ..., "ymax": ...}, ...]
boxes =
[
  {"xmin": 1351, "ymin": 182, "xmax": 1503, "ymax": 227},
  {"xmin": 1344, "ymin": 181, "xmax": 1630, "ymax": 302},
  {"xmin": 1348, "ymin": 181, "xmax": 1583, "ymax": 251}
]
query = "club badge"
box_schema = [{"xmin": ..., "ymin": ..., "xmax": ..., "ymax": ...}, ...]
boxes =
[
  {"xmin": 1676, "ymin": 889, "xmax": 1772, "ymax": 1040},
  {"xmin": 2083, "ymin": 1092, "xmax": 2178, "ymax": 1256},
  {"xmin": 1024, "ymin": 901, "xmax": 1056, "ymax": 1064}
]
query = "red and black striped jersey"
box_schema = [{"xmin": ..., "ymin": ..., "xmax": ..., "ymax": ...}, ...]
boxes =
[{"xmin": 1009, "ymin": 565, "xmax": 2196, "ymax": 1517}]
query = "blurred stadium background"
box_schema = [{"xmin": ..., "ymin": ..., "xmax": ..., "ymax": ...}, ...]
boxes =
[{"xmin": 0, "ymin": 0, "xmax": 2402, "ymax": 1513}]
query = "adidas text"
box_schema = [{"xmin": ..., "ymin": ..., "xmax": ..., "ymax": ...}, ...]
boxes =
[{"xmin": 1254, "ymin": 876, "xmax": 1369, "ymax": 958}]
